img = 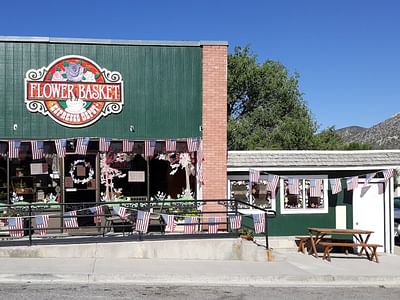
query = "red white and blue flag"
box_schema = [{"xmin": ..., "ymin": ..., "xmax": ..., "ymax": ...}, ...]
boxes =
[
  {"xmin": 364, "ymin": 172, "xmax": 376, "ymax": 187},
  {"xmin": 329, "ymin": 178, "xmax": 342, "ymax": 195},
  {"xmin": 89, "ymin": 206, "xmax": 104, "ymax": 224},
  {"xmin": 186, "ymin": 137, "xmax": 199, "ymax": 152},
  {"xmin": 346, "ymin": 176, "xmax": 358, "ymax": 191},
  {"xmin": 8, "ymin": 217, "xmax": 24, "ymax": 237},
  {"xmin": 35, "ymin": 215, "xmax": 49, "ymax": 236},
  {"xmin": 288, "ymin": 178, "xmax": 299, "ymax": 195},
  {"xmin": 144, "ymin": 140, "xmax": 156, "ymax": 158},
  {"xmin": 161, "ymin": 214, "xmax": 176, "ymax": 232},
  {"xmin": 165, "ymin": 139, "xmax": 177, "ymax": 152},
  {"xmin": 208, "ymin": 216, "xmax": 220, "ymax": 234},
  {"xmin": 249, "ymin": 169, "xmax": 260, "ymax": 183},
  {"xmin": 113, "ymin": 206, "xmax": 128, "ymax": 220},
  {"xmin": 229, "ymin": 215, "xmax": 242, "ymax": 230},
  {"xmin": 383, "ymin": 169, "xmax": 395, "ymax": 182},
  {"xmin": 122, "ymin": 139, "xmax": 134, "ymax": 153},
  {"xmin": 55, "ymin": 139, "xmax": 67, "ymax": 158},
  {"xmin": 253, "ymin": 213, "xmax": 265, "ymax": 234},
  {"xmin": 31, "ymin": 140, "xmax": 44, "ymax": 160},
  {"xmin": 309, "ymin": 179, "xmax": 322, "ymax": 198},
  {"xmin": 136, "ymin": 210, "xmax": 150, "ymax": 233},
  {"xmin": 266, "ymin": 175, "xmax": 279, "ymax": 197},
  {"xmin": 64, "ymin": 211, "xmax": 79, "ymax": 230},
  {"xmin": 99, "ymin": 138, "xmax": 111, "ymax": 152},
  {"xmin": 184, "ymin": 216, "xmax": 198, "ymax": 234},
  {"xmin": 76, "ymin": 137, "xmax": 89, "ymax": 155},
  {"xmin": 8, "ymin": 140, "xmax": 21, "ymax": 159}
]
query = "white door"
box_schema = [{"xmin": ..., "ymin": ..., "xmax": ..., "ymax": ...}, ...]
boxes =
[{"xmin": 353, "ymin": 183, "xmax": 385, "ymax": 251}]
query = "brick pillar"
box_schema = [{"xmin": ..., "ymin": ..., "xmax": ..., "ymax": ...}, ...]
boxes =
[{"xmin": 202, "ymin": 44, "xmax": 227, "ymax": 230}]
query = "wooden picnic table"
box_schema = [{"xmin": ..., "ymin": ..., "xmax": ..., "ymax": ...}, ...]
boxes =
[{"xmin": 307, "ymin": 227, "xmax": 380, "ymax": 262}]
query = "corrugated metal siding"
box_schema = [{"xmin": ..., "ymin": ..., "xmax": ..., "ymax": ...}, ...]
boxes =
[{"xmin": 0, "ymin": 41, "xmax": 202, "ymax": 139}]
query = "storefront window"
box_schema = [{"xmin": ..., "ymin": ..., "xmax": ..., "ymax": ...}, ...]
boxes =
[
  {"xmin": 230, "ymin": 180, "xmax": 275, "ymax": 210},
  {"xmin": 0, "ymin": 157, "xmax": 7, "ymax": 203}
]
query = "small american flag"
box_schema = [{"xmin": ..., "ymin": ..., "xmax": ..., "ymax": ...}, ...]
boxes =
[
  {"xmin": 122, "ymin": 139, "xmax": 134, "ymax": 153},
  {"xmin": 288, "ymin": 178, "xmax": 299, "ymax": 195},
  {"xmin": 161, "ymin": 214, "xmax": 176, "ymax": 232},
  {"xmin": 208, "ymin": 216, "xmax": 219, "ymax": 234},
  {"xmin": 266, "ymin": 175, "xmax": 279, "ymax": 196},
  {"xmin": 309, "ymin": 179, "xmax": 322, "ymax": 198},
  {"xmin": 55, "ymin": 139, "xmax": 67, "ymax": 158},
  {"xmin": 8, "ymin": 140, "xmax": 21, "ymax": 159},
  {"xmin": 249, "ymin": 168, "xmax": 260, "ymax": 183},
  {"xmin": 364, "ymin": 172, "xmax": 376, "ymax": 187},
  {"xmin": 229, "ymin": 215, "xmax": 242, "ymax": 230},
  {"xmin": 144, "ymin": 140, "xmax": 156, "ymax": 158},
  {"xmin": 165, "ymin": 139, "xmax": 176, "ymax": 152},
  {"xmin": 63, "ymin": 211, "xmax": 79, "ymax": 230},
  {"xmin": 135, "ymin": 210, "xmax": 150, "ymax": 233},
  {"xmin": 113, "ymin": 206, "xmax": 128, "ymax": 220},
  {"xmin": 253, "ymin": 213, "xmax": 265, "ymax": 234},
  {"xmin": 99, "ymin": 138, "xmax": 111, "ymax": 152},
  {"xmin": 35, "ymin": 215, "xmax": 49, "ymax": 236},
  {"xmin": 383, "ymin": 169, "xmax": 395, "ymax": 182},
  {"xmin": 346, "ymin": 176, "xmax": 358, "ymax": 191},
  {"xmin": 31, "ymin": 140, "xmax": 44, "ymax": 160},
  {"xmin": 329, "ymin": 178, "xmax": 342, "ymax": 194},
  {"xmin": 184, "ymin": 216, "xmax": 198, "ymax": 234},
  {"xmin": 76, "ymin": 137, "xmax": 90, "ymax": 155},
  {"xmin": 186, "ymin": 137, "xmax": 199, "ymax": 152},
  {"xmin": 8, "ymin": 217, "xmax": 24, "ymax": 238},
  {"xmin": 89, "ymin": 206, "xmax": 104, "ymax": 224}
]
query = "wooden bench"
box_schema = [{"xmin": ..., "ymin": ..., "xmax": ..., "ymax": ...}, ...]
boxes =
[
  {"xmin": 319, "ymin": 242, "xmax": 382, "ymax": 263},
  {"xmin": 296, "ymin": 236, "xmax": 311, "ymax": 253}
]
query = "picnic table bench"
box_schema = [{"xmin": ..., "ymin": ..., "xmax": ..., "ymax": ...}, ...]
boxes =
[{"xmin": 319, "ymin": 241, "xmax": 382, "ymax": 262}]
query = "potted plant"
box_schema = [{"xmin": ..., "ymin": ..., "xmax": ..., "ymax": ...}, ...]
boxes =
[{"xmin": 239, "ymin": 228, "xmax": 254, "ymax": 241}]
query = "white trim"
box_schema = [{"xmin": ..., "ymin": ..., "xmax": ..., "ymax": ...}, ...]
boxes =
[
  {"xmin": 229, "ymin": 150, "xmax": 400, "ymax": 154},
  {"xmin": 228, "ymin": 166, "xmax": 400, "ymax": 172}
]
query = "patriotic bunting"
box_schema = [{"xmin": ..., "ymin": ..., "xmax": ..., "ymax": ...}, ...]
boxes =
[
  {"xmin": 55, "ymin": 139, "xmax": 67, "ymax": 158},
  {"xmin": 8, "ymin": 140, "xmax": 21, "ymax": 159},
  {"xmin": 184, "ymin": 216, "xmax": 198, "ymax": 234},
  {"xmin": 309, "ymin": 179, "xmax": 322, "ymax": 198},
  {"xmin": 363, "ymin": 172, "xmax": 376, "ymax": 187},
  {"xmin": 383, "ymin": 169, "xmax": 394, "ymax": 182},
  {"xmin": 8, "ymin": 217, "xmax": 24, "ymax": 237},
  {"xmin": 161, "ymin": 214, "xmax": 176, "ymax": 232},
  {"xmin": 89, "ymin": 206, "xmax": 104, "ymax": 224},
  {"xmin": 76, "ymin": 137, "xmax": 89, "ymax": 155},
  {"xmin": 35, "ymin": 215, "xmax": 49, "ymax": 236},
  {"xmin": 144, "ymin": 140, "xmax": 156, "ymax": 158},
  {"xmin": 249, "ymin": 168, "xmax": 260, "ymax": 183},
  {"xmin": 253, "ymin": 213, "xmax": 265, "ymax": 233},
  {"xmin": 288, "ymin": 178, "xmax": 299, "ymax": 195},
  {"xmin": 186, "ymin": 137, "xmax": 199, "ymax": 152},
  {"xmin": 165, "ymin": 139, "xmax": 176, "ymax": 152},
  {"xmin": 31, "ymin": 140, "xmax": 44, "ymax": 160},
  {"xmin": 208, "ymin": 216, "xmax": 219, "ymax": 234},
  {"xmin": 99, "ymin": 138, "xmax": 111, "ymax": 152},
  {"xmin": 122, "ymin": 139, "xmax": 134, "ymax": 153},
  {"xmin": 136, "ymin": 210, "xmax": 150, "ymax": 233},
  {"xmin": 346, "ymin": 176, "xmax": 358, "ymax": 191},
  {"xmin": 329, "ymin": 178, "xmax": 342, "ymax": 195},
  {"xmin": 63, "ymin": 211, "xmax": 79, "ymax": 230},
  {"xmin": 229, "ymin": 215, "xmax": 242, "ymax": 230},
  {"xmin": 113, "ymin": 206, "xmax": 128, "ymax": 220},
  {"xmin": 266, "ymin": 175, "xmax": 279, "ymax": 197}
]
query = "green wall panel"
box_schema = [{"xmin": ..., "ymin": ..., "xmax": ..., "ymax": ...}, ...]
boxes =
[{"xmin": 0, "ymin": 41, "xmax": 202, "ymax": 140}]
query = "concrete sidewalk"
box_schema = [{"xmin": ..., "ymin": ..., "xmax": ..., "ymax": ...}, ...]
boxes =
[{"xmin": 0, "ymin": 239, "xmax": 400, "ymax": 286}]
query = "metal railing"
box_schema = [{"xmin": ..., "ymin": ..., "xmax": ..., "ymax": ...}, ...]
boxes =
[{"xmin": 0, "ymin": 198, "xmax": 276, "ymax": 248}]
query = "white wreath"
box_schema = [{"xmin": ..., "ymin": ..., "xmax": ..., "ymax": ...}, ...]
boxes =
[{"xmin": 69, "ymin": 159, "xmax": 94, "ymax": 184}]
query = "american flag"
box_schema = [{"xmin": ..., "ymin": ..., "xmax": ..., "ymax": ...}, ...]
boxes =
[
  {"xmin": 75, "ymin": 137, "xmax": 89, "ymax": 155},
  {"xmin": 329, "ymin": 178, "xmax": 342, "ymax": 195},
  {"xmin": 184, "ymin": 216, "xmax": 198, "ymax": 234},
  {"xmin": 8, "ymin": 140, "xmax": 21, "ymax": 159},
  {"xmin": 346, "ymin": 176, "xmax": 358, "ymax": 191},
  {"xmin": 63, "ymin": 211, "xmax": 79, "ymax": 230},
  {"xmin": 99, "ymin": 138, "xmax": 111, "ymax": 152},
  {"xmin": 35, "ymin": 215, "xmax": 49, "ymax": 236},
  {"xmin": 364, "ymin": 172, "xmax": 376, "ymax": 186},
  {"xmin": 31, "ymin": 140, "xmax": 44, "ymax": 160},
  {"xmin": 89, "ymin": 206, "xmax": 104, "ymax": 224},
  {"xmin": 383, "ymin": 169, "xmax": 395, "ymax": 182},
  {"xmin": 122, "ymin": 139, "xmax": 134, "ymax": 152},
  {"xmin": 55, "ymin": 139, "xmax": 67, "ymax": 158},
  {"xmin": 266, "ymin": 175, "xmax": 279, "ymax": 196},
  {"xmin": 208, "ymin": 216, "xmax": 219, "ymax": 234},
  {"xmin": 113, "ymin": 206, "xmax": 128, "ymax": 220},
  {"xmin": 8, "ymin": 217, "xmax": 24, "ymax": 237},
  {"xmin": 165, "ymin": 139, "xmax": 176, "ymax": 152},
  {"xmin": 135, "ymin": 210, "xmax": 150, "ymax": 233},
  {"xmin": 288, "ymin": 178, "xmax": 299, "ymax": 195},
  {"xmin": 249, "ymin": 168, "xmax": 260, "ymax": 183},
  {"xmin": 186, "ymin": 137, "xmax": 199, "ymax": 152},
  {"xmin": 378, "ymin": 182, "xmax": 385, "ymax": 194},
  {"xmin": 253, "ymin": 213, "xmax": 265, "ymax": 234},
  {"xmin": 161, "ymin": 214, "xmax": 176, "ymax": 232},
  {"xmin": 229, "ymin": 215, "xmax": 242, "ymax": 230},
  {"xmin": 309, "ymin": 179, "xmax": 322, "ymax": 198},
  {"xmin": 144, "ymin": 140, "xmax": 156, "ymax": 158}
]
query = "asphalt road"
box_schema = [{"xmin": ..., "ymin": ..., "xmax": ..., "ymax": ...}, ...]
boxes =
[{"xmin": 1, "ymin": 283, "xmax": 400, "ymax": 300}]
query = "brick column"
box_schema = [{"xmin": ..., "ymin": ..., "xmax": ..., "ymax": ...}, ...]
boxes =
[{"xmin": 202, "ymin": 44, "xmax": 227, "ymax": 230}]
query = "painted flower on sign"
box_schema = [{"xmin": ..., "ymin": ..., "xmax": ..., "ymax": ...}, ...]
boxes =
[
  {"xmin": 83, "ymin": 71, "xmax": 96, "ymax": 82},
  {"xmin": 64, "ymin": 62, "xmax": 84, "ymax": 82},
  {"xmin": 51, "ymin": 70, "xmax": 67, "ymax": 82}
]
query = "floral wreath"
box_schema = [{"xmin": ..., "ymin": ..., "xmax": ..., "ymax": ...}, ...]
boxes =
[{"xmin": 69, "ymin": 159, "xmax": 94, "ymax": 184}]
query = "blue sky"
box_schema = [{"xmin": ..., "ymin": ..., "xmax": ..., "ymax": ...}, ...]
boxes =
[{"xmin": 1, "ymin": 0, "xmax": 399, "ymax": 130}]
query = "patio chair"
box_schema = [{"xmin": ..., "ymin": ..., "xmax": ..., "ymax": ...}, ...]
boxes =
[{"xmin": 102, "ymin": 205, "xmax": 135, "ymax": 236}]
